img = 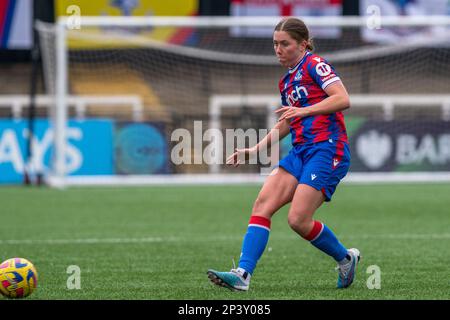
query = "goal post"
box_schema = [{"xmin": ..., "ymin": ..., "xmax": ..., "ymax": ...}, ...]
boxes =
[
  {"xmin": 54, "ymin": 21, "xmax": 68, "ymax": 188},
  {"xmin": 35, "ymin": 15, "xmax": 450, "ymax": 187}
]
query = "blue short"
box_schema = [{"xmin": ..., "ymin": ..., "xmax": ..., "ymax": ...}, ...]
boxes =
[{"xmin": 278, "ymin": 139, "xmax": 350, "ymax": 202}]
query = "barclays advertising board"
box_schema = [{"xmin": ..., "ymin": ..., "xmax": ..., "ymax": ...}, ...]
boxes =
[
  {"xmin": 0, "ymin": 119, "xmax": 169, "ymax": 184},
  {"xmin": 0, "ymin": 119, "xmax": 114, "ymax": 184}
]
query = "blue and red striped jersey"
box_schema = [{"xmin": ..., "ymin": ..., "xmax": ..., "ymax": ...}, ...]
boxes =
[{"xmin": 278, "ymin": 52, "xmax": 348, "ymax": 146}]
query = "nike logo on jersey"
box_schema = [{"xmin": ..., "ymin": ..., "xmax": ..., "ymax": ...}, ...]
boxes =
[
  {"xmin": 313, "ymin": 57, "xmax": 321, "ymax": 63},
  {"xmin": 311, "ymin": 174, "xmax": 317, "ymax": 181}
]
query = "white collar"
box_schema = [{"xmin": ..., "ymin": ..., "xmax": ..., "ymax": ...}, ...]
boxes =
[{"xmin": 288, "ymin": 51, "xmax": 309, "ymax": 74}]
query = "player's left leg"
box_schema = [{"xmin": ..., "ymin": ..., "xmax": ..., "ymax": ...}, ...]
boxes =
[{"xmin": 287, "ymin": 184, "xmax": 359, "ymax": 288}]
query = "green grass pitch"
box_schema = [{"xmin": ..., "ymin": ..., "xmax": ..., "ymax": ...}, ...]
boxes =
[{"xmin": 0, "ymin": 183, "xmax": 449, "ymax": 300}]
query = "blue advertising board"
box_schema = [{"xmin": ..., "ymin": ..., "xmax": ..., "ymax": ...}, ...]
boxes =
[
  {"xmin": 0, "ymin": 119, "xmax": 114, "ymax": 184},
  {"xmin": 114, "ymin": 122, "xmax": 169, "ymax": 174}
]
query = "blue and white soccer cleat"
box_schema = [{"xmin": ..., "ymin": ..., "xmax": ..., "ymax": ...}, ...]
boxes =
[
  {"xmin": 336, "ymin": 248, "xmax": 361, "ymax": 289},
  {"xmin": 207, "ymin": 268, "xmax": 250, "ymax": 291}
]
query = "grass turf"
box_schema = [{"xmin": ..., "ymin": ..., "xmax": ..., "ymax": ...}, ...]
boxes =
[{"xmin": 0, "ymin": 183, "xmax": 449, "ymax": 300}]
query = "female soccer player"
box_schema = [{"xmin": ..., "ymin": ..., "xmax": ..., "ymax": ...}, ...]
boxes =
[{"xmin": 207, "ymin": 17, "xmax": 360, "ymax": 291}]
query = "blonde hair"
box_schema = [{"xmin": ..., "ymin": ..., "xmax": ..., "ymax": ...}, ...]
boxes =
[{"xmin": 274, "ymin": 17, "xmax": 314, "ymax": 51}]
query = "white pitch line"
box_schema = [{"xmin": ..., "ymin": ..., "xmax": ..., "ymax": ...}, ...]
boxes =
[
  {"xmin": 341, "ymin": 234, "xmax": 450, "ymax": 240},
  {"xmin": 0, "ymin": 234, "xmax": 449, "ymax": 245},
  {"xmin": 0, "ymin": 237, "xmax": 179, "ymax": 245}
]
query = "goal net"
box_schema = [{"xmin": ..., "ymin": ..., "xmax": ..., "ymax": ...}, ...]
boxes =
[{"xmin": 36, "ymin": 16, "xmax": 450, "ymax": 187}]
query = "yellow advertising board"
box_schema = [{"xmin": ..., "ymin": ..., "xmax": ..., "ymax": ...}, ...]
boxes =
[
  {"xmin": 55, "ymin": 0, "xmax": 198, "ymax": 17},
  {"xmin": 55, "ymin": 0, "xmax": 198, "ymax": 48}
]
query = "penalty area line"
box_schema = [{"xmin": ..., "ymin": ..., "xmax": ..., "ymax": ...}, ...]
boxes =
[
  {"xmin": 0, "ymin": 233, "xmax": 450, "ymax": 245},
  {"xmin": 0, "ymin": 237, "xmax": 180, "ymax": 245}
]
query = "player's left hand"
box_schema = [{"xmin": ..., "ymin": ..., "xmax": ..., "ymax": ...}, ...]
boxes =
[{"xmin": 275, "ymin": 106, "xmax": 310, "ymax": 121}]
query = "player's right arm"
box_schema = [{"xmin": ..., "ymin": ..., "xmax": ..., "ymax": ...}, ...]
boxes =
[{"xmin": 226, "ymin": 117, "xmax": 290, "ymax": 167}]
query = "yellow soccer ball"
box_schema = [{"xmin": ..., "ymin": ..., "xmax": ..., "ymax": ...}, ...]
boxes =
[{"xmin": 0, "ymin": 258, "xmax": 38, "ymax": 298}]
